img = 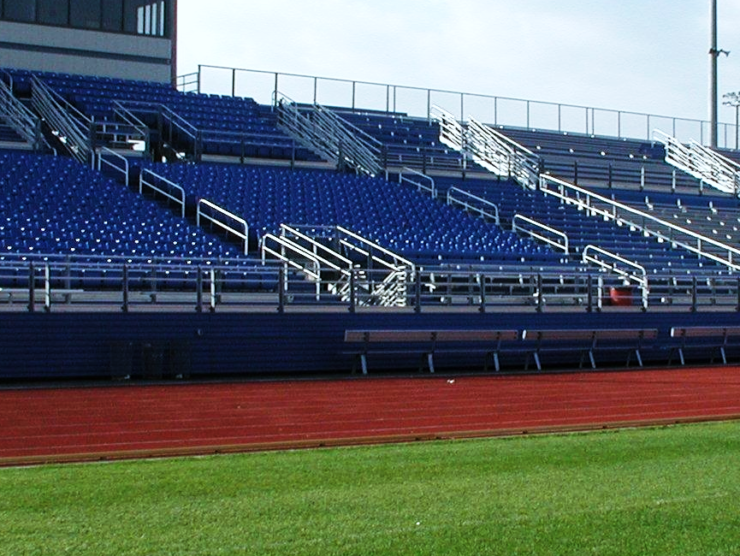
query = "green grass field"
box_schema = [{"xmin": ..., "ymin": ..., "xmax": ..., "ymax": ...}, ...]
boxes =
[{"xmin": 2, "ymin": 422, "xmax": 740, "ymax": 555}]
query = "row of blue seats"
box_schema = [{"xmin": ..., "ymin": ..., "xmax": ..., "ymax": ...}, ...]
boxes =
[
  {"xmin": 142, "ymin": 162, "xmax": 549, "ymax": 261},
  {"xmin": 0, "ymin": 152, "xmax": 248, "ymax": 262}
]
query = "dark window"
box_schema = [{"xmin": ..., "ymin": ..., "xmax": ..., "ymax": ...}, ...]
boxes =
[
  {"xmin": 101, "ymin": 0, "xmax": 123, "ymax": 32},
  {"xmin": 4, "ymin": 0, "xmax": 36, "ymax": 22},
  {"xmin": 70, "ymin": 0, "xmax": 101, "ymax": 29},
  {"xmin": 38, "ymin": 0, "xmax": 68, "ymax": 25}
]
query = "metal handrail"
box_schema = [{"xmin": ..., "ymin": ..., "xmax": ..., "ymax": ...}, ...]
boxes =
[
  {"xmin": 96, "ymin": 147, "xmax": 129, "ymax": 184},
  {"xmin": 399, "ymin": 167, "xmax": 436, "ymax": 198},
  {"xmin": 197, "ymin": 199, "xmax": 249, "ymax": 255},
  {"xmin": 539, "ymin": 174, "xmax": 740, "ymax": 271},
  {"xmin": 582, "ymin": 244, "xmax": 649, "ymax": 309},
  {"xmin": 31, "ymin": 76, "xmax": 91, "ymax": 162},
  {"xmin": 431, "ymin": 105, "xmax": 465, "ymax": 150},
  {"xmin": 512, "ymin": 214, "xmax": 568, "ymax": 253},
  {"xmin": 261, "ymin": 233, "xmax": 322, "ymax": 281},
  {"xmin": 276, "ymin": 94, "xmax": 381, "ymax": 174},
  {"xmin": 139, "ymin": 168, "xmax": 186, "ymax": 218},
  {"xmin": 280, "ymin": 224, "xmax": 355, "ymax": 269},
  {"xmin": 654, "ymin": 129, "xmax": 740, "ymax": 195},
  {"xmin": 336, "ymin": 225, "xmax": 416, "ymax": 272},
  {"xmin": 0, "ymin": 78, "xmax": 42, "ymax": 148},
  {"xmin": 447, "ymin": 187, "xmax": 500, "ymax": 226},
  {"xmin": 467, "ymin": 118, "xmax": 540, "ymax": 188}
]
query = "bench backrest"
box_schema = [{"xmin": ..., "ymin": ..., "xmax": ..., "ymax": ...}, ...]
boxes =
[
  {"xmin": 671, "ymin": 326, "xmax": 740, "ymax": 339},
  {"xmin": 344, "ymin": 330, "xmax": 519, "ymax": 343},
  {"xmin": 523, "ymin": 329, "xmax": 658, "ymax": 342}
]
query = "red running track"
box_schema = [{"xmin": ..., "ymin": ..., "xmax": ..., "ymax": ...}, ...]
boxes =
[{"xmin": 2, "ymin": 367, "xmax": 740, "ymax": 466}]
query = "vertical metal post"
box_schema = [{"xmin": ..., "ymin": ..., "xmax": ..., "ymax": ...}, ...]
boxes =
[
  {"xmin": 646, "ymin": 115, "xmax": 650, "ymax": 140},
  {"xmin": 196, "ymin": 266, "xmax": 203, "ymax": 312},
  {"xmin": 478, "ymin": 274, "xmax": 486, "ymax": 313},
  {"xmin": 617, "ymin": 111, "xmax": 622, "ymax": 138},
  {"xmin": 273, "ymin": 72, "xmax": 279, "ymax": 108},
  {"xmin": 313, "ymin": 77, "xmax": 318, "ymax": 105},
  {"xmin": 209, "ymin": 269, "xmax": 217, "ymax": 313},
  {"xmin": 526, "ymin": 100, "xmax": 530, "ymax": 128},
  {"xmin": 608, "ymin": 164, "xmax": 613, "ymax": 189},
  {"xmin": 710, "ymin": 0, "xmax": 719, "ymax": 148},
  {"xmin": 460, "ymin": 93, "xmax": 464, "ymax": 122},
  {"xmin": 352, "ymin": 81, "xmax": 356, "ymax": 111},
  {"xmin": 640, "ymin": 166, "xmax": 645, "ymax": 190},
  {"xmin": 558, "ymin": 104, "xmax": 562, "ymax": 132},
  {"xmin": 536, "ymin": 273, "xmax": 543, "ymax": 313},
  {"xmin": 44, "ymin": 263, "xmax": 51, "ymax": 313},
  {"xmin": 494, "ymin": 97, "xmax": 498, "ymax": 125},
  {"xmin": 231, "ymin": 68, "xmax": 236, "ymax": 97},
  {"xmin": 348, "ymin": 269, "xmax": 356, "ymax": 314},
  {"xmin": 573, "ymin": 160, "xmax": 578, "ymax": 185},
  {"xmin": 415, "ymin": 271, "xmax": 422, "ymax": 314},
  {"xmin": 587, "ymin": 274, "xmax": 593, "ymax": 312},
  {"xmin": 27, "ymin": 262, "xmax": 35, "ymax": 312},
  {"xmin": 278, "ymin": 266, "xmax": 285, "ymax": 314},
  {"xmin": 122, "ymin": 264, "xmax": 129, "ymax": 313},
  {"xmin": 197, "ymin": 64, "xmax": 202, "ymax": 94},
  {"xmin": 691, "ymin": 276, "xmax": 698, "ymax": 312},
  {"xmin": 427, "ymin": 89, "xmax": 431, "ymax": 121}
]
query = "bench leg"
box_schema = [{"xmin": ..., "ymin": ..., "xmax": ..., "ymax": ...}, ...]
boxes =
[
  {"xmin": 679, "ymin": 348, "xmax": 685, "ymax": 366},
  {"xmin": 428, "ymin": 353, "xmax": 435, "ymax": 374},
  {"xmin": 635, "ymin": 349, "xmax": 643, "ymax": 367},
  {"xmin": 721, "ymin": 347, "xmax": 728, "ymax": 365},
  {"xmin": 534, "ymin": 352, "xmax": 541, "ymax": 371},
  {"xmin": 360, "ymin": 354, "xmax": 368, "ymax": 375}
]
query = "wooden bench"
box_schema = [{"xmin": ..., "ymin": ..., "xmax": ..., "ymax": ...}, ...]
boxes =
[
  {"xmin": 344, "ymin": 329, "xmax": 519, "ymax": 374},
  {"xmin": 669, "ymin": 326, "xmax": 740, "ymax": 365},
  {"xmin": 521, "ymin": 328, "xmax": 659, "ymax": 371}
]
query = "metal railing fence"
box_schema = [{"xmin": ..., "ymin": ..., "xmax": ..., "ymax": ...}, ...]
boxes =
[{"xmin": 178, "ymin": 65, "xmax": 740, "ymax": 148}]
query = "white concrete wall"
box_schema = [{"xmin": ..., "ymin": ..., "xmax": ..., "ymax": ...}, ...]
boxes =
[{"xmin": 0, "ymin": 21, "xmax": 173, "ymax": 83}]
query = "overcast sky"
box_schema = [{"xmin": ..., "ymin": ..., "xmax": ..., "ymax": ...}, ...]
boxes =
[{"xmin": 177, "ymin": 1, "xmax": 740, "ymax": 132}]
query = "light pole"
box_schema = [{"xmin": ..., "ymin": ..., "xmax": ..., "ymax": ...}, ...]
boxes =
[
  {"xmin": 710, "ymin": 0, "xmax": 730, "ymax": 148},
  {"xmin": 723, "ymin": 92, "xmax": 740, "ymax": 150}
]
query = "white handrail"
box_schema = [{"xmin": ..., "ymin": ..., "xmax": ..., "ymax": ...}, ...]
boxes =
[
  {"xmin": 654, "ymin": 129, "xmax": 740, "ymax": 195},
  {"xmin": 336, "ymin": 225, "xmax": 416, "ymax": 271},
  {"xmin": 261, "ymin": 234, "xmax": 322, "ymax": 281},
  {"xmin": 280, "ymin": 224, "xmax": 355, "ymax": 269},
  {"xmin": 447, "ymin": 187, "xmax": 500, "ymax": 226},
  {"xmin": 512, "ymin": 214, "xmax": 568, "ymax": 253},
  {"xmin": 399, "ymin": 167, "xmax": 436, "ymax": 198},
  {"xmin": 431, "ymin": 105, "xmax": 465, "ymax": 151},
  {"xmin": 97, "ymin": 147, "xmax": 129, "ymax": 184},
  {"xmin": 539, "ymin": 174, "xmax": 740, "ymax": 271},
  {"xmin": 197, "ymin": 199, "xmax": 249, "ymax": 255},
  {"xmin": 140, "ymin": 168, "xmax": 186, "ymax": 218},
  {"xmin": 467, "ymin": 118, "xmax": 540, "ymax": 188},
  {"xmin": 582, "ymin": 245, "xmax": 649, "ymax": 309}
]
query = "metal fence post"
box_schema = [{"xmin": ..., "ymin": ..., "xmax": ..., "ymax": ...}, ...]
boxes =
[
  {"xmin": 536, "ymin": 273, "xmax": 543, "ymax": 313},
  {"xmin": 349, "ymin": 269, "xmax": 356, "ymax": 314},
  {"xmin": 278, "ymin": 266, "xmax": 285, "ymax": 314},
  {"xmin": 690, "ymin": 276, "xmax": 698, "ymax": 312},
  {"xmin": 122, "ymin": 264, "xmax": 129, "ymax": 313},
  {"xmin": 44, "ymin": 263, "xmax": 51, "ymax": 313},
  {"xmin": 415, "ymin": 271, "xmax": 422, "ymax": 314},
  {"xmin": 196, "ymin": 266, "xmax": 203, "ymax": 313},
  {"xmin": 27, "ymin": 261, "xmax": 35, "ymax": 313},
  {"xmin": 478, "ymin": 273, "xmax": 486, "ymax": 313}
]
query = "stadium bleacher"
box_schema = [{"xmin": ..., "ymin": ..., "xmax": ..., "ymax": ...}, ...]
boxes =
[{"xmin": 2, "ymin": 66, "xmax": 740, "ymax": 378}]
